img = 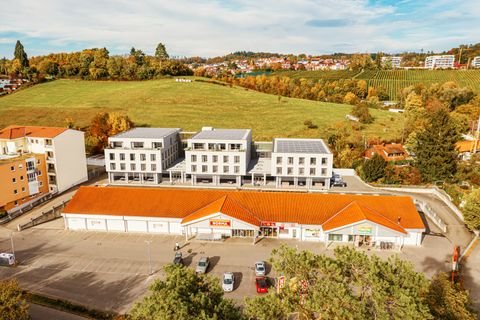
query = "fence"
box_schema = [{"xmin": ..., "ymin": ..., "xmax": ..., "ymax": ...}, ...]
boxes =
[
  {"xmin": 17, "ymin": 200, "xmax": 70, "ymax": 231},
  {"xmin": 414, "ymin": 199, "xmax": 447, "ymax": 233},
  {"xmin": 0, "ymin": 194, "xmax": 54, "ymax": 225}
]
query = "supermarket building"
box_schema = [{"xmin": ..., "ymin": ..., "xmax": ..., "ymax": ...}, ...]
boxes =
[{"xmin": 63, "ymin": 187, "xmax": 425, "ymax": 247}]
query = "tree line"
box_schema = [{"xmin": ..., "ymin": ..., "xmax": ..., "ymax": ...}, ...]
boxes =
[{"xmin": 0, "ymin": 41, "xmax": 192, "ymax": 81}]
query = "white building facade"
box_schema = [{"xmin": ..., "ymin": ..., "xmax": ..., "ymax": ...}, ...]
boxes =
[
  {"xmin": 104, "ymin": 128, "xmax": 181, "ymax": 184},
  {"xmin": 472, "ymin": 56, "xmax": 480, "ymax": 69},
  {"xmin": 425, "ymin": 55, "xmax": 455, "ymax": 69},
  {"xmin": 381, "ymin": 56, "xmax": 402, "ymax": 68}
]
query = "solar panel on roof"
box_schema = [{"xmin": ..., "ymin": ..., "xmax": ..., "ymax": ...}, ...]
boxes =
[{"xmin": 275, "ymin": 139, "xmax": 329, "ymax": 153}]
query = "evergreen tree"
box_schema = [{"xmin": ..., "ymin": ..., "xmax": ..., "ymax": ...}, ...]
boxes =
[
  {"xmin": 14, "ymin": 40, "xmax": 29, "ymax": 68},
  {"xmin": 155, "ymin": 42, "xmax": 169, "ymax": 60},
  {"xmin": 0, "ymin": 279, "xmax": 29, "ymax": 320},
  {"xmin": 463, "ymin": 189, "xmax": 480, "ymax": 231},
  {"xmin": 413, "ymin": 109, "xmax": 459, "ymax": 182},
  {"xmin": 362, "ymin": 153, "xmax": 387, "ymax": 182}
]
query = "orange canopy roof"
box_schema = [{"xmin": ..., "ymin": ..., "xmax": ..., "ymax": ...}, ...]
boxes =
[
  {"xmin": 456, "ymin": 140, "xmax": 479, "ymax": 153},
  {"xmin": 64, "ymin": 187, "xmax": 425, "ymax": 232},
  {"xmin": 322, "ymin": 201, "xmax": 406, "ymax": 234},
  {"xmin": 0, "ymin": 125, "xmax": 67, "ymax": 139}
]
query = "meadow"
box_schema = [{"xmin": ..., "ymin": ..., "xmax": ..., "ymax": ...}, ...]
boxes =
[{"xmin": 0, "ymin": 78, "xmax": 403, "ymax": 141}]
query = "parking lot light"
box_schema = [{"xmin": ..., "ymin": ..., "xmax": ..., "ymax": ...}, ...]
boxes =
[{"xmin": 145, "ymin": 240, "xmax": 153, "ymax": 275}]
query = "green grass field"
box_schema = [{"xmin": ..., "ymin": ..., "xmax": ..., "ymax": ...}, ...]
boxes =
[
  {"xmin": 273, "ymin": 69, "xmax": 480, "ymax": 101},
  {"xmin": 0, "ymin": 78, "xmax": 403, "ymax": 141}
]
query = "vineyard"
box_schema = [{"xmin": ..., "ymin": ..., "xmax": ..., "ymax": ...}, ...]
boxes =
[{"xmin": 272, "ymin": 69, "xmax": 480, "ymax": 101}]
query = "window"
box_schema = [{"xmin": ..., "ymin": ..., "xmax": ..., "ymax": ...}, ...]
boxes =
[
  {"xmin": 322, "ymin": 157, "xmax": 327, "ymax": 165},
  {"xmin": 37, "ymin": 170, "xmax": 42, "ymax": 176},
  {"xmin": 18, "ymin": 164, "xmax": 23, "ymax": 169},
  {"xmin": 199, "ymin": 155, "xmax": 206, "ymax": 162},
  {"xmin": 328, "ymin": 234, "xmax": 343, "ymax": 242},
  {"xmin": 14, "ymin": 201, "xmax": 18, "ymax": 206},
  {"xmin": 321, "ymin": 168, "xmax": 327, "ymax": 175},
  {"xmin": 110, "ymin": 163, "xmax": 116, "ymax": 170},
  {"xmin": 287, "ymin": 167, "xmax": 293, "ymax": 175},
  {"xmin": 26, "ymin": 161, "xmax": 35, "ymax": 171},
  {"xmin": 120, "ymin": 153, "xmax": 125, "ymax": 161},
  {"xmin": 109, "ymin": 153, "xmax": 115, "ymax": 160},
  {"xmin": 276, "ymin": 167, "xmax": 282, "ymax": 174},
  {"xmin": 213, "ymin": 165, "xmax": 218, "ymax": 173},
  {"xmin": 310, "ymin": 168, "xmax": 316, "ymax": 175},
  {"xmin": 132, "ymin": 142, "xmax": 144, "ymax": 148},
  {"xmin": 13, "ymin": 189, "xmax": 18, "ymax": 194},
  {"xmin": 234, "ymin": 166, "xmax": 240, "ymax": 173},
  {"xmin": 299, "ymin": 157, "xmax": 305, "ymax": 165},
  {"xmin": 10, "ymin": 166, "xmax": 15, "ymax": 171},
  {"xmin": 130, "ymin": 164, "xmax": 136, "ymax": 171},
  {"xmin": 276, "ymin": 157, "xmax": 282, "ymax": 165},
  {"xmin": 22, "ymin": 187, "xmax": 25, "ymax": 192},
  {"xmin": 223, "ymin": 166, "xmax": 229, "ymax": 173},
  {"xmin": 202, "ymin": 165, "xmax": 208, "ymax": 173},
  {"xmin": 191, "ymin": 165, "xmax": 197, "ymax": 172},
  {"xmin": 27, "ymin": 173, "xmax": 36, "ymax": 182},
  {"xmin": 153, "ymin": 142, "xmax": 162, "ymax": 149},
  {"xmin": 150, "ymin": 154, "xmax": 156, "ymax": 161},
  {"xmin": 37, "ymin": 159, "xmax": 40, "ymax": 164},
  {"xmin": 130, "ymin": 154, "xmax": 135, "ymax": 161},
  {"xmin": 140, "ymin": 154, "xmax": 146, "ymax": 161},
  {"xmin": 299, "ymin": 168, "xmax": 304, "ymax": 175},
  {"xmin": 223, "ymin": 155, "xmax": 229, "ymax": 163},
  {"xmin": 141, "ymin": 164, "xmax": 146, "ymax": 171},
  {"xmin": 213, "ymin": 155, "xmax": 218, "ymax": 163},
  {"xmin": 288, "ymin": 157, "xmax": 294, "ymax": 165},
  {"xmin": 120, "ymin": 163, "xmax": 126, "ymax": 170},
  {"xmin": 39, "ymin": 181, "xmax": 43, "ymax": 186},
  {"xmin": 234, "ymin": 156, "xmax": 240, "ymax": 163},
  {"xmin": 151, "ymin": 164, "xmax": 157, "ymax": 171},
  {"xmin": 20, "ymin": 176, "xmax": 24, "ymax": 181},
  {"xmin": 310, "ymin": 157, "xmax": 316, "ymax": 165},
  {"xmin": 12, "ymin": 178, "xmax": 16, "ymax": 183}
]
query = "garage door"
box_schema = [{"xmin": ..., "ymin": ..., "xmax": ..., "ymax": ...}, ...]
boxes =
[
  {"xmin": 127, "ymin": 220, "xmax": 148, "ymax": 232},
  {"xmin": 67, "ymin": 218, "xmax": 86, "ymax": 230},
  {"xmin": 169, "ymin": 222, "xmax": 182, "ymax": 234},
  {"xmin": 87, "ymin": 219, "xmax": 106, "ymax": 231},
  {"xmin": 148, "ymin": 221, "xmax": 169, "ymax": 233},
  {"xmin": 107, "ymin": 219, "xmax": 125, "ymax": 232}
]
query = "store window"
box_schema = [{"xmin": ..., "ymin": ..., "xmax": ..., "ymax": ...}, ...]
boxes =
[{"xmin": 328, "ymin": 234, "xmax": 343, "ymax": 242}]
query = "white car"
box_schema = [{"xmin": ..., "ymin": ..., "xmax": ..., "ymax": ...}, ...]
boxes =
[
  {"xmin": 255, "ymin": 261, "xmax": 266, "ymax": 276},
  {"xmin": 222, "ymin": 272, "xmax": 235, "ymax": 292}
]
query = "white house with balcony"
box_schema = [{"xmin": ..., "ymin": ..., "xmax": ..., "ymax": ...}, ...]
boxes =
[
  {"xmin": 424, "ymin": 55, "xmax": 455, "ymax": 69},
  {"xmin": 185, "ymin": 127, "xmax": 252, "ymax": 186},
  {"xmin": 104, "ymin": 128, "xmax": 181, "ymax": 184},
  {"xmin": 271, "ymin": 138, "xmax": 333, "ymax": 189}
]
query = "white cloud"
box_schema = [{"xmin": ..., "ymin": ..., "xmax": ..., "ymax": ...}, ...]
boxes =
[{"xmin": 0, "ymin": 0, "xmax": 478, "ymax": 57}]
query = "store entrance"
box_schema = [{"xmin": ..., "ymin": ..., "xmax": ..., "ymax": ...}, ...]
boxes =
[
  {"xmin": 232, "ymin": 229, "xmax": 255, "ymax": 237},
  {"xmin": 261, "ymin": 227, "xmax": 278, "ymax": 237}
]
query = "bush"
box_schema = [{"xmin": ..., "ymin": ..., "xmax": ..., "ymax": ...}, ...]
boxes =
[{"xmin": 303, "ymin": 119, "xmax": 318, "ymax": 129}]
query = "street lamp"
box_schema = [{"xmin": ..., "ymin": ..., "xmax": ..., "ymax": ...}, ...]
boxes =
[
  {"xmin": 10, "ymin": 232, "xmax": 15, "ymax": 258},
  {"xmin": 144, "ymin": 240, "xmax": 153, "ymax": 275}
]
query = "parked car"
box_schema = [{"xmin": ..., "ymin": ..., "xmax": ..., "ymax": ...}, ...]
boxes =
[
  {"xmin": 173, "ymin": 252, "xmax": 183, "ymax": 265},
  {"xmin": 255, "ymin": 261, "xmax": 266, "ymax": 276},
  {"xmin": 196, "ymin": 257, "xmax": 210, "ymax": 274},
  {"xmin": 332, "ymin": 180, "xmax": 347, "ymax": 187},
  {"xmin": 222, "ymin": 272, "xmax": 235, "ymax": 292},
  {"xmin": 255, "ymin": 277, "xmax": 268, "ymax": 293}
]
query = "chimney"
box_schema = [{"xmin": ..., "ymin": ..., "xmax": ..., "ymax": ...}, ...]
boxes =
[{"xmin": 397, "ymin": 217, "xmax": 401, "ymax": 225}]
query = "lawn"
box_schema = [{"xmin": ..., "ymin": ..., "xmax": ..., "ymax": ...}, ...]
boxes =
[{"xmin": 0, "ymin": 78, "xmax": 403, "ymax": 141}]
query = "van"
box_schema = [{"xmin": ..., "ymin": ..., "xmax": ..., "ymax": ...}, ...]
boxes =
[{"xmin": 0, "ymin": 253, "xmax": 15, "ymax": 266}]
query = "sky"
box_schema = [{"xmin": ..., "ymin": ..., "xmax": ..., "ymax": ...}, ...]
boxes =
[{"xmin": 0, "ymin": 0, "xmax": 479, "ymax": 58}]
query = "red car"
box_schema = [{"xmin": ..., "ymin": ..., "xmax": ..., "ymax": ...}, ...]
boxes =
[{"xmin": 255, "ymin": 277, "xmax": 268, "ymax": 293}]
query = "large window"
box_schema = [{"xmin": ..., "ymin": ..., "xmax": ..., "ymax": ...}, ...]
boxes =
[
  {"xmin": 191, "ymin": 155, "xmax": 197, "ymax": 162},
  {"xmin": 191, "ymin": 165, "xmax": 197, "ymax": 172},
  {"xmin": 130, "ymin": 154, "xmax": 135, "ymax": 161},
  {"xmin": 223, "ymin": 166, "xmax": 229, "ymax": 173},
  {"xmin": 276, "ymin": 167, "xmax": 282, "ymax": 174},
  {"xmin": 276, "ymin": 157, "xmax": 282, "ymax": 165},
  {"xmin": 120, "ymin": 153, "xmax": 125, "ymax": 161},
  {"xmin": 109, "ymin": 153, "xmax": 115, "ymax": 160},
  {"xmin": 299, "ymin": 157, "xmax": 305, "ymax": 165},
  {"xmin": 328, "ymin": 234, "xmax": 343, "ymax": 242},
  {"xmin": 202, "ymin": 165, "xmax": 208, "ymax": 173},
  {"xmin": 202, "ymin": 155, "xmax": 208, "ymax": 163},
  {"xmin": 213, "ymin": 155, "xmax": 218, "ymax": 163},
  {"xmin": 223, "ymin": 155, "xmax": 229, "ymax": 163},
  {"xmin": 150, "ymin": 154, "xmax": 156, "ymax": 161},
  {"xmin": 310, "ymin": 157, "xmax": 316, "ymax": 165},
  {"xmin": 288, "ymin": 157, "xmax": 294, "ymax": 165},
  {"xmin": 140, "ymin": 154, "xmax": 146, "ymax": 161},
  {"xmin": 153, "ymin": 142, "xmax": 162, "ymax": 149},
  {"xmin": 234, "ymin": 156, "xmax": 240, "ymax": 163},
  {"xmin": 110, "ymin": 163, "xmax": 116, "ymax": 170}
]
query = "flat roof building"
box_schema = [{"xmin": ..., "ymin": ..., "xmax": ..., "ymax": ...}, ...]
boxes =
[{"xmin": 425, "ymin": 55, "xmax": 455, "ymax": 69}]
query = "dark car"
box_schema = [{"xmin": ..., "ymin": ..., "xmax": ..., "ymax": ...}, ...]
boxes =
[
  {"xmin": 332, "ymin": 180, "xmax": 347, "ymax": 187},
  {"xmin": 173, "ymin": 252, "xmax": 183, "ymax": 265},
  {"xmin": 255, "ymin": 277, "xmax": 268, "ymax": 293}
]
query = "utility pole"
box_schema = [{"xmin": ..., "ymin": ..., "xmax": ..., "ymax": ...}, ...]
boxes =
[
  {"xmin": 145, "ymin": 240, "xmax": 153, "ymax": 275},
  {"xmin": 10, "ymin": 232, "xmax": 15, "ymax": 258}
]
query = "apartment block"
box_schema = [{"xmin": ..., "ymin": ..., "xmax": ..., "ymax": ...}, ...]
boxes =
[
  {"xmin": 271, "ymin": 138, "xmax": 333, "ymax": 188},
  {"xmin": 381, "ymin": 56, "xmax": 402, "ymax": 68},
  {"xmin": 104, "ymin": 127, "xmax": 181, "ymax": 184},
  {"xmin": 185, "ymin": 127, "xmax": 252, "ymax": 186},
  {"xmin": 424, "ymin": 55, "xmax": 455, "ymax": 69},
  {"xmin": 472, "ymin": 56, "xmax": 480, "ymax": 69},
  {"xmin": 0, "ymin": 125, "xmax": 88, "ymax": 213}
]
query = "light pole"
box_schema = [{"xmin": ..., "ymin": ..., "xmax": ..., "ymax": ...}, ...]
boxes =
[
  {"xmin": 10, "ymin": 232, "xmax": 15, "ymax": 258},
  {"xmin": 145, "ymin": 240, "xmax": 152, "ymax": 275}
]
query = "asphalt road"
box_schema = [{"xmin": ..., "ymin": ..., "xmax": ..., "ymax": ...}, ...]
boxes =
[{"xmin": 30, "ymin": 303, "xmax": 87, "ymax": 320}]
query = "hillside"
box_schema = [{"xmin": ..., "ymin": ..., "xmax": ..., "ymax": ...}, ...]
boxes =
[
  {"xmin": 0, "ymin": 78, "xmax": 403, "ymax": 141},
  {"xmin": 273, "ymin": 69, "xmax": 480, "ymax": 100}
]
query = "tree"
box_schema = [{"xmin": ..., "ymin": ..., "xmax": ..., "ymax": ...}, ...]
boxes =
[
  {"xmin": 87, "ymin": 112, "xmax": 134, "ymax": 154},
  {"xmin": 0, "ymin": 279, "xmax": 29, "ymax": 320},
  {"xmin": 155, "ymin": 43, "xmax": 169, "ymax": 60},
  {"xmin": 129, "ymin": 264, "xmax": 242, "ymax": 320},
  {"xmin": 343, "ymin": 92, "xmax": 359, "ymax": 105},
  {"xmin": 427, "ymin": 272, "xmax": 477, "ymax": 319},
  {"xmin": 351, "ymin": 103, "xmax": 373, "ymax": 124},
  {"xmin": 463, "ymin": 188, "xmax": 480, "ymax": 231},
  {"xmin": 413, "ymin": 109, "xmax": 459, "ymax": 182},
  {"xmin": 245, "ymin": 245, "xmax": 432, "ymax": 320},
  {"xmin": 14, "ymin": 40, "xmax": 29, "ymax": 68},
  {"xmin": 362, "ymin": 153, "xmax": 387, "ymax": 182}
]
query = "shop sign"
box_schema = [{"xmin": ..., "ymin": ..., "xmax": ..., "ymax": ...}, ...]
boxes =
[
  {"xmin": 261, "ymin": 221, "xmax": 276, "ymax": 227},
  {"xmin": 304, "ymin": 229, "xmax": 320, "ymax": 237},
  {"xmin": 358, "ymin": 225, "xmax": 373, "ymax": 235},
  {"xmin": 210, "ymin": 219, "xmax": 231, "ymax": 227}
]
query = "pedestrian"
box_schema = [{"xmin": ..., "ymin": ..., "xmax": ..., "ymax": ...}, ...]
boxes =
[{"xmin": 175, "ymin": 242, "xmax": 180, "ymax": 251}]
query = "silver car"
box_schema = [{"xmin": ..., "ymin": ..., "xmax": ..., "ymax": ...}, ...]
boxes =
[
  {"xmin": 255, "ymin": 261, "xmax": 266, "ymax": 276},
  {"xmin": 222, "ymin": 272, "xmax": 235, "ymax": 292},
  {"xmin": 196, "ymin": 257, "xmax": 210, "ymax": 274}
]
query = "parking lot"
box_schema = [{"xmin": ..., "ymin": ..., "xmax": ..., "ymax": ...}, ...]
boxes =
[{"xmin": 0, "ymin": 218, "xmax": 458, "ymax": 314}]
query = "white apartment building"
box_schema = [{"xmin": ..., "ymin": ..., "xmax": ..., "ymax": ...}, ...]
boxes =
[
  {"xmin": 381, "ymin": 56, "xmax": 402, "ymax": 68},
  {"xmin": 104, "ymin": 128, "xmax": 181, "ymax": 184},
  {"xmin": 424, "ymin": 55, "xmax": 455, "ymax": 69},
  {"xmin": 271, "ymin": 138, "xmax": 333, "ymax": 188},
  {"xmin": 185, "ymin": 127, "xmax": 252, "ymax": 186},
  {"xmin": 472, "ymin": 56, "xmax": 480, "ymax": 69},
  {"xmin": 0, "ymin": 125, "xmax": 88, "ymax": 195}
]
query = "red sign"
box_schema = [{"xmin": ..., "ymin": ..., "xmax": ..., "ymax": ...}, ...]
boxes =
[
  {"xmin": 261, "ymin": 221, "xmax": 276, "ymax": 227},
  {"xmin": 209, "ymin": 219, "xmax": 231, "ymax": 227}
]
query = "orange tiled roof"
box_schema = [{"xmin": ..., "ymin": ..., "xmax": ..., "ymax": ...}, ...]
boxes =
[
  {"xmin": 364, "ymin": 144, "xmax": 408, "ymax": 162},
  {"xmin": 322, "ymin": 201, "xmax": 406, "ymax": 234},
  {"xmin": 64, "ymin": 187, "xmax": 425, "ymax": 231},
  {"xmin": 456, "ymin": 140, "xmax": 479, "ymax": 153},
  {"xmin": 0, "ymin": 125, "xmax": 67, "ymax": 139}
]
